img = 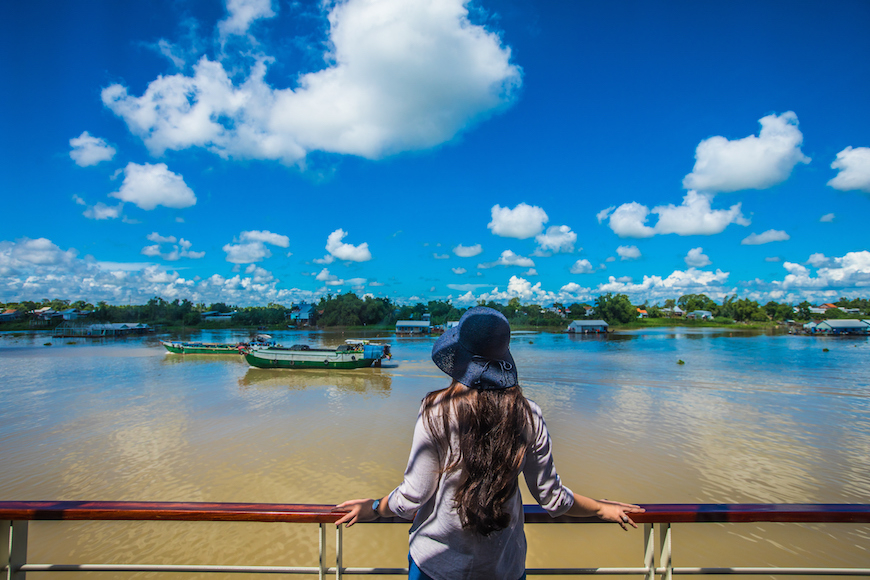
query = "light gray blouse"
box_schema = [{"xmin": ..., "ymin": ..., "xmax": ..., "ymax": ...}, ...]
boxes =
[{"xmin": 387, "ymin": 398, "xmax": 575, "ymax": 580}]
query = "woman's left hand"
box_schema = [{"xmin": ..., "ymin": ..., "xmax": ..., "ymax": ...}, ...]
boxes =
[
  {"xmin": 596, "ymin": 499, "xmax": 645, "ymax": 530},
  {"xmin": 334, "ymin": 498, "xmax": 378, "ymax": 527}
]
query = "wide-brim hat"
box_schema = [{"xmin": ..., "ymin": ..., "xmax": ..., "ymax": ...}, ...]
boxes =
[{"xmin": 431, "ymin": 306, "xmax": 517, "ymax": 390}]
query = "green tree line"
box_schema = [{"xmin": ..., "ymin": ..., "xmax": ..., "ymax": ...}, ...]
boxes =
[{"xmin": 2, "ymin": 293, "xmax": 868, "ymax": 328}]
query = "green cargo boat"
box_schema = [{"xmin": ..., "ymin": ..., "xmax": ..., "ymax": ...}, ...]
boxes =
[
  {"xmin": 162, "ymin": 341, "xmax": 243, "ymax": 355},
  {"xmin": 244, "ymin": 340, "xmax": 391, "ymax": 369},
  {"xmin": 162, "ymin": 335, "xmax": 276, "ymax": 355}
]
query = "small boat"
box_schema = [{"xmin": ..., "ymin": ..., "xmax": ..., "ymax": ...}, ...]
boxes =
[
  {"xmin": 162, "ymin": 335, "xmax": 277, "ymax": 355},
  {"xmin": 243, "ymin": 339, "xmax": 391, "ymax": 369}
]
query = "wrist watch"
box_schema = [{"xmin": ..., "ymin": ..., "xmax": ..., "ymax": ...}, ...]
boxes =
[{"xmin": 371, "ymin": 498, "xmax": 381, "ymax": 516}]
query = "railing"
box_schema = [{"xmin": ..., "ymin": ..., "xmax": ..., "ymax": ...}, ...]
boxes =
[{"xmin": 2, "ymin": 502, "xmax": 869, "ymax": 579}]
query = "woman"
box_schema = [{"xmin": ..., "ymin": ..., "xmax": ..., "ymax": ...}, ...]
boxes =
[{"xmin": 336, "ymin": 307, "xmax": 643, "ymax": 580}]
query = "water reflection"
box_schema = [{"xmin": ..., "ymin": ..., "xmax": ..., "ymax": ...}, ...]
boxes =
[
  {"xmin": 239, "ymin": 367, "xmax": 393, "ymax": 394},
  {"xmin": 161, "ymin": 353, "xmax": 248, "ymax": 365},
  {"xmin": 566, "ymin": 332, "xmax": 609, "ymax": 342}
]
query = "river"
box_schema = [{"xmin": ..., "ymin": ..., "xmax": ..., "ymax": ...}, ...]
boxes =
[{"xmin": 1, "ymin": 327, "xmax": 868, "ymax": 577}]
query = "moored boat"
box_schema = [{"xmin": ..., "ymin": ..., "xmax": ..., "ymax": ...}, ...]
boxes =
[
  {"xmin": 162, "ymin": 341, "xmax": 242, "ymax": 355},
  {"xmin": 244, "ymin": 339, "xmax": 391, "ymax": 369},
  {"xmin": 162, "ymin": 335, "xmax": 277, "ymax": 355}
]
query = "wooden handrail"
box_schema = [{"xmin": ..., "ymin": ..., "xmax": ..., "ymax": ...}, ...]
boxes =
[{"xmin": 1, "ymin": 501, "xmax": 869, "ymax": 525}]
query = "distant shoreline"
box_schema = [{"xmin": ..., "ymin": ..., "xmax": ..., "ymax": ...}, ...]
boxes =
[{"xmin": 0, "ymin": 319, "xmax": 790, "ymax": 335}]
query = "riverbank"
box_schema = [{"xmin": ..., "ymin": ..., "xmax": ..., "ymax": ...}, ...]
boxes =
[
  {"xmin": 0, "ymin": 318, "xmax": 789, "ymax": 335},
  {"xmin": 608, "ymin": 318, "xmax": 782, "ymax": 331}
]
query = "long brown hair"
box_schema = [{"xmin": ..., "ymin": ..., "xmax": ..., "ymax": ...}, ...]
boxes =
[{"xmin": 422, "ymin": 381, "xmax": 533, "ymax": 536}]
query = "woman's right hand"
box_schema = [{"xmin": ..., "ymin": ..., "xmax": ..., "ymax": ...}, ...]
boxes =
[{"xmin": 334, "ymin": 498, "xmax": 378, "ymax": 527}]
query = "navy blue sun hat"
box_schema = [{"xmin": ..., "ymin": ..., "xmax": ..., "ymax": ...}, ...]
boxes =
[{"xmin": 431, "ymin": 306, "xmax": 518, "ymax": 390}]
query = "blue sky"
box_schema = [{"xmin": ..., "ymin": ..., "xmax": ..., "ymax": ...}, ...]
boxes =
[{"xmin": 2, "ymin": 0, "xmax": 869, "ymax": 307}]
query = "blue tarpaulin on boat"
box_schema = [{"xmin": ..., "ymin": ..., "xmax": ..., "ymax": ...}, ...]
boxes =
[{"xmin": 363, "ymin": 345, "xmax": 384, "ymax": 359}]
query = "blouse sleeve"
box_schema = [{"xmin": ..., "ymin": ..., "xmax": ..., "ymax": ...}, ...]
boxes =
[
  {"xmin": 522, "ymin": 402, "xmax": 575, "ymax": 517},
  {"xmin": 387, "ymin": 410, "xmax": 442, "ymax": 520}
]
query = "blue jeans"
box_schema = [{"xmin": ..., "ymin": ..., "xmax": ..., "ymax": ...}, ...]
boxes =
[{"xmin": 408, "ymin": 554, "xmax": 526, "ymax": 580}]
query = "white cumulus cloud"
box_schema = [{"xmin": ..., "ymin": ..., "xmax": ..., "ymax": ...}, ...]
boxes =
[
  {"xmin": 223, "ymin": 243, "xmax": 271, "ymax": 264},
  {"xmin": 477, "ymin": 250, "xmax": 534, "ymax": 269},
  {"xmin": 683, "ymin": 111, "xmax": 810, "ymax": 193},
  {"xmin": 141, "ymin": 245, "xmax": 161, "ymax": 258},
  {"xmin": 241, "ymin": 230, "xmax": 290, "ymax": 247},
  {"xmin": 245, "ymin": 264, "xmax": 274, "ymax": 283},
  {"xmin": 473, "ymin": 276, "xmax": 556, "ymax": 304},
  {"xmin": 535, "ymin": 225, "xmax": 576, "ymax": 253},
  {"xmin": 316, "ymin": 268, "xmax": 340, "ymax": 284},
  {"xmin": 453, "ymin": 243, "xmax": 483, "ymax": 257},
  {"xmin": 1, "ymin": 237, "xmax": 318, "ymax": 306},
  {"xmin": 324, "ymin": 229, "xmax": 371, "ymax": 262},
  {"xmin": 741, "ymin": 229, "xmax": 790, "ymax": 245},
  {"xmin": 223, "ymin": 230, "xmax": 289, "ymax": 264},
  {"xmin": 312, "ymin": 268, "xmax": 365, "ymax": 288},
  {"xmin": 559, "ymin": 282, "xmax": 590, "ymax": 298},
  {"xmin": 219, "ymin": 0, "xmax": 275, "ymax": 38},
  {"xmin": 827, "ymin": 146, "xmax": 870, "ymax": 193},
  {"xmin": 147, "ymin": 232, "xmax": 177, "ymax": 244},
  {"xmin": 685, "ymin": 247, "xmax": 711, "ymax": 267},
  {"xmin": 459, "ymin": 276, "xmax": 593, "ymax": 305},
  {"xmin": 598, "ymin": 202, "xmax": 656, "ymax": 238},
  {"xmin": 110, "ymin": 163, "xmax": 196, "ymax": 210},
  {"xmin": 488, "ymin": 203, "xmax": 548, "ymax": 239},
  {"xmin": 570, "ymin": 259, "xmax": 593, "ymax": 274},
  {"xmin": 102, "ymin": 0, "xmax": 521, "ymax": 165},
  {"xmin": 653, "ymin": 191, "xmax": 750, "ymax": 236},
  {"xmin": 820, "ymin": 213, "xmax": 835, "ymax": 223},
  {"xmin": 69, "ymin": 131, "xmax": 116, "ymax": 167},
  {"xmin": 596, "ymin": 268, "xmax": 730, "ymax": 298},
  {"xmin": 807, "ymin": 253, "xmax": 830, "ymax": 268},
  {"xmin": 601, "ymin": 191, "xmax": 749, "ymax": 238},
  {"xmin": 143, "ymin": 233, "xmax": 205, "ymax": 261},
  {"xmin": 451, "ymin": 267, "xmax": 467, "ymax": 275},
  {"xmin": 777, "ymin": 251, "xmax": 870, "ymax": 291},
  {"xmin": 83, "ymin": 202, "xmax": 124, "ymax": 220},
  {"xmin": 0, "ymin": 238, "xmax": 77, "ymax": 271},
  {"xmin": 617, "ymin": 245, "xmax": 641, "ymax": 260}
]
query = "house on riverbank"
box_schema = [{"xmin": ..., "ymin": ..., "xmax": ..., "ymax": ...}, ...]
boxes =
[
  {"xmin": 53, "ymin": 322, "xmax": 151, "ymax": 338},
  {"xmin": 0, "ymin": 309, "xmax": 22, "ymax": 323},
  {"xmin": 813, "ymin": 319, "xmax": 870, "ymax": 335},
  {"xmin": 395, "ymin": 320, "xmax": 431, "ymax": 335},
  {"xmin": 288, "ymin": 303, "xmax": 316, "ymax": 327},
  {"xmin": 201, "ymin": 311, "xmax": 236, "ymax": 322},
  {"xmin": 687, "ymin": 310, "xmax": 713, "ymax": 320},
  {"xmin": 567, "ymin": 319, "xmax": 608, "ymax": 333}
]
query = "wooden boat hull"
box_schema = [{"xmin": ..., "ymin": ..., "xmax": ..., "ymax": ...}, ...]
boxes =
[
  {"xmin": 162, "ymin": 341, "xmax": 242, "ymax": 355},
  {"xmin": 244, "ymin": 343, "xmax": 388, "ymax": 369}
]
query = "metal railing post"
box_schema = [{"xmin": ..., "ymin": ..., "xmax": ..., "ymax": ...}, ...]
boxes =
[
  {"xmin": 335, "ymin": 524, "xmax": 343, "ymax": 580},
  {"xmin": 658, "ymin": 523, "xmax": 672, "ymax": 580},
  {"xmin": 1, "ymin": 521, "xmax": 10, "ymax": 580},
  {"xmin": 318, "ymin": 523, "xmax": 326, "ymax": 580},
  {"xmin": 9, "ymin": 521, "xmax": 27, "ymax": 580},
  {"xmin": 643, "ymin": 523, "xmax": 655, "ymax": 580}
]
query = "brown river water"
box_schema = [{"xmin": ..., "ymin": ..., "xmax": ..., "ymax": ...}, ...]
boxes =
[{"xmin": 1, "ymin": 328, "xmax": 868, "ymax": 578}]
